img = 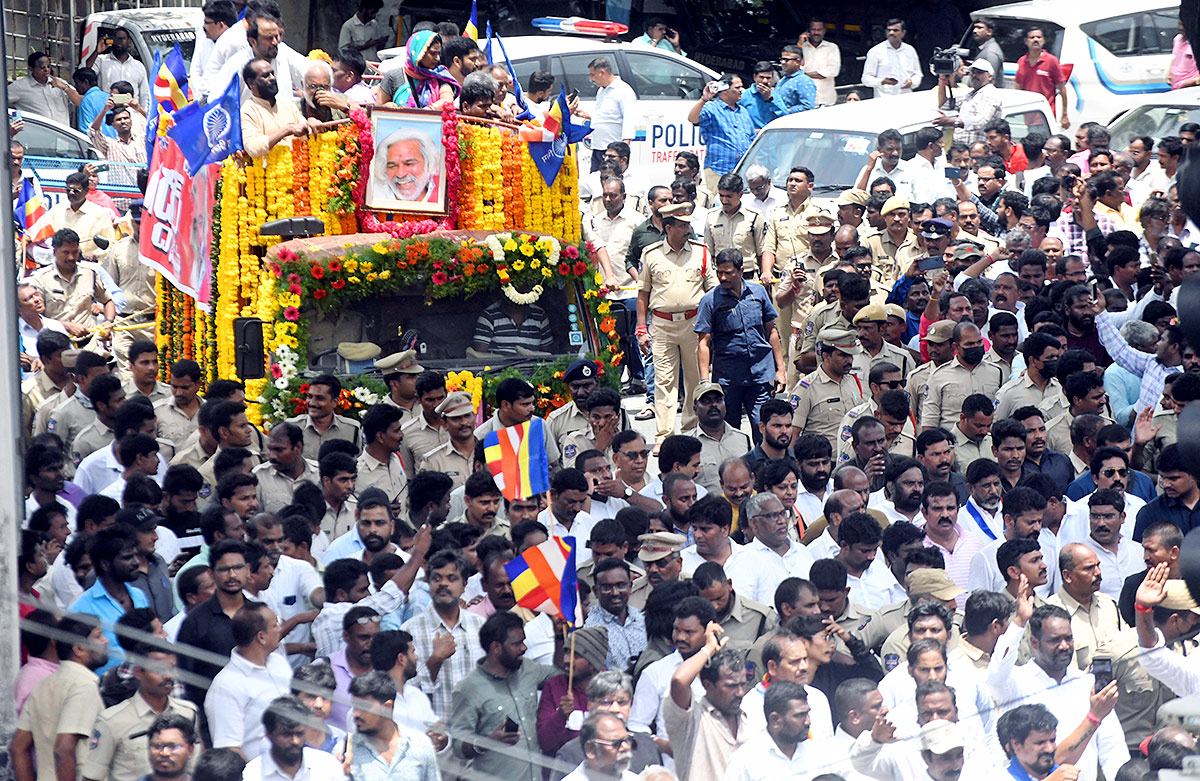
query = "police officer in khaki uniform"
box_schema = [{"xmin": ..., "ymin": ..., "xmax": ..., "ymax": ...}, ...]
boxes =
[
  {"xmin": 29, "ymin": 228, "xmax": 115, "ymax": 338},
  {"xmin": 420, "ymin": 392, "xmax": 477, "ymax": 489},
  {"xmin": 704, "ymin": 172, "xmax": 766, "ymax": 278},
  {"xmin": 850, "ymin": 303, "xmax": 913, "ymax": 378},
  {"xmin": 921, "ymin": 321, "xmax": 1006, "ymax": 430},
  {"xmin": 775, "ymin": 211, "xmax": 839, "ymax": 377},
  {"xmin": 631, "ymin": 532, "xmax": 687, "ymax": 610},
  {"xmin": 798, "ymin": 272, "xmax": 873, "ymax": 373},
  {"xmin": 376, "ymin": 348, "xmax": 424, "ymax": 425},
  {"xmin": 790, "ymin": 327, "xmax": 866, "ymax": 442},
  {"xmin": 46, "ymin": 350, "xmax": 111, "ymax": 443},
  {"xmin": 835, "ymin": 362, "xmax": 917, "ymax": 464},
  {"xmin": 108, "ymin": 200, "xmax": 157, "ymax": 378},
  {"xmin": 545, "ymin": 359, "xmax": 628, "ymax": 446},
  {"xmin": 906, "ymin": 320, "xmax": 957, "ymax": 418},
  {"xmin": 636, "ymin": 202, "xmax": 717, "ymax": 444},
  {"xmin": 864, "ymin": 196, "xmax": 922, "ymax": 291},
  {"xmin": 22, "ymin": 332, "xmax": 70, "ymax": 437},
  {"xmin": 80, "ymin": 666, "xmax": 198, "ymax": 781}
]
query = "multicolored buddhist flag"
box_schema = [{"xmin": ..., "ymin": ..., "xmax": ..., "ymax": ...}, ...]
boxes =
[
  {"xmin": 483, "ymin": 418, "xmax": 551, "ymax": 501},
  {"xmin": 14, "ymin": 178, "xmax": 48, "ymax": 240},
  {"xmin": 504, "ymin": 536, "xmax": 580, "ymax": 626},
  {"xmin": 154, "ymin": 43, "xmax": 192, "ymax": 113},
  {"xmin": 463, "ymin": 0, "xmax": 479, "ymax": 40}
]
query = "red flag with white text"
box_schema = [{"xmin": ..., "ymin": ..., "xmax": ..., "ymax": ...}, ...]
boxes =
[{"xmin": 139, "ymin": 136, "xmax": 215, "ymax": 309}]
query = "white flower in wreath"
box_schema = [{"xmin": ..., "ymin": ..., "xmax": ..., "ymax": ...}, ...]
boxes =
[
  {"xmin": 502, "ymin": 283, "xmax": 544, "ymax": 306},
  {"xmin": 274, "ymin": 377, "xmax": 291, "ymax": 390},
  {"xmin": 544, "ymin": 236, "xmax": 561, "ymax": 266},
  {"xmin": 353, "ymin": 386, "xmax": 374, "ymax": 402}
]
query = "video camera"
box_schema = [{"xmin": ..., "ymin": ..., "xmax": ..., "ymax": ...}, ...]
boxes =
[{"xmin": 930, "ymin": 46, "xmax": 970, "ymax": 77}]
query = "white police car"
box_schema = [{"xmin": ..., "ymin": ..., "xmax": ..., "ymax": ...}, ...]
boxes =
[{"xmin": 967, "ymin": 0, "xmax": 1180, "ymax": 125}]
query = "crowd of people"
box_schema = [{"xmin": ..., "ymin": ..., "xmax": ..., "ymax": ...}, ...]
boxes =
[{"xmin": 13, "ymin": 1, "xmax": 1200, "ymax": 780}]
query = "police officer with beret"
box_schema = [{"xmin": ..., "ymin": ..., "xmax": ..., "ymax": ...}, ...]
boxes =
[{"xmin": 547, "ymin": 358, "xmax": 629, "ymax": 445}]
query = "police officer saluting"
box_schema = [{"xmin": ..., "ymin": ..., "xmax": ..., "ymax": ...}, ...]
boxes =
[
  {"xmin": 636, "ymin": 202, "xmax": 717, "ymax": 447},
  {"xmin": 790, "ymin": 327, "xmax": 866, "ymax": 441}
]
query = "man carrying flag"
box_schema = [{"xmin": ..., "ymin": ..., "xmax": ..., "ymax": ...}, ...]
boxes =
[
  {"xmin": 451, "ymin": 591, "xmax": 570, "ymax": 780},
  {"xmin": 477, "ymin": 378, "xmax": 563, "ymax": 468},
  {"xmin": 12, "ymin": 141, "xmax": 47, "ymax": 244}
]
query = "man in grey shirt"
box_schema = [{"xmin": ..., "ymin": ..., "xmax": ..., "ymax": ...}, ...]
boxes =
[{"xmin": 972, "ymin": 18, "xmax": 1006, "ymax": 89}]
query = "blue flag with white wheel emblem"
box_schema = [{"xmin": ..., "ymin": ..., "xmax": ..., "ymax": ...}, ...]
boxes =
[{"xmin": 166, "ymin": 73, "xmax": 242, "ymax": 175}]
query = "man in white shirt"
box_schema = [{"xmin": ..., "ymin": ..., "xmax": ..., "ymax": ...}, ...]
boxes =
[
  {"xmin": 987, "ymin": 590, "xmax": 1129, "ymax": 781},
  {"xmin": 585, "ymin": 57, "xmax": 636, "ymax": 171},
  {"xmin": 725, "ymin": 680, "xmax": 814, "ymax": 781},
  {"xmin": 241, "ymin": 694, "xmax": 346, "ymax": 778},
  {"xmin": 861, "ymin": 19, "xmax": 921, "ymax": 97},
  {"xmin": 1075, "ymin": 489, "xmax": 1141, "ymax": 602},
  {"xmin": 1127, "ymin": 135, "xmax": 1171, "ymax": 209},
  {"xmin": 969, "ymin": 486, "xmax": 1060, "ymax": 599},
  {"xmin": 90, "ymin": 29, "xmax": 150, "ymax": 109},
  {"xmin": 628, "ymin": 596, "xmax": 711, "ymax": 738},
  {"xmin": 562, "ymin": 712, "xmax": 642, "ymax": 781},
  {"xmin": 206, "ymin": 602, "xmax": 295, "ymax": 760},
  {"xmin": 800, "ymin": 19, "xmax": 841, "ymax": 107},
  {"xmin": 746, "ymin": 164, "xmax": 785, "ymax": 218},
  {"xmin": 191, "ymin": 0, "xmax": 236, "ymax": 92},
  {"xmin": 736, "ymin": 493, "xmax": 813, "ymax": 603},
  {"xmin": 906, "ymin": 127, "xmax": 956, "ymax": 205},
  {"xmin": 740, "ymin": 630, "xmax": 833, "ymax": 740},
  {"xmin": 958, "ymin": 458, "xmax": 1003, "ymax": 541}
]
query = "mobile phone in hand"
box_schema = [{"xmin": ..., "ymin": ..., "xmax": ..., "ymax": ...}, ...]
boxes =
[
  {"xmin": 918, "ymin": 257, "xmax": 946, "ymax": 272},
  {"xmin": 503, "ymin": 716, "xmax": 519, "ymax": 733},
  {"xmin": 1091, "ymin": 657, "xmax": 1113, "ymax": 690}
]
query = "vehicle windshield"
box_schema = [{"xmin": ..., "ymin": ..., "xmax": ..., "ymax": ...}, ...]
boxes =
[
  {"xmin": 735, "ymin": 128, "xmax": 875, "ymax": 192},
  {"xmin": 143, "ymin": 29, "xmax": 197, "ymax": 68},
  {"xmin": 1110, "ymin": 104, "xmax": 1200, "ymax": 149},
  {"xmin": 973, "ymin": 17, "xmax": 1065, "ymax": 63}
]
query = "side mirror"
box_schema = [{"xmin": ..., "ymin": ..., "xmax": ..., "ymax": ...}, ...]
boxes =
[{"xmin": 234, "ymin": 317, "xmax": 265, "ymax": 379}]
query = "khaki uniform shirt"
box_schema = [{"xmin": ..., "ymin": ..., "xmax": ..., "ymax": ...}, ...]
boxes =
[
  {"xmin": 683, "ymin": 424, "xmax": 751, "ymax": 495},
  {"xmin": 402, "ymin": 415, "xmax": 449, "ymax": 463},
  {"xmin": 124, "ymin": 379, "xmax": 171, "ymax": 404},
  {"xmin": 717, "ymin": 592, "xmax": 776, "ymax": 654},
  {"xmin": 80, "ymin": 693, "xmax": 197, "ymax": 781},
  {"xmin": 109, "ymin": 237, "xmax": 156, "ymax": 316},
  {"xmin": 835, "ymin": 399, "xmax": 917, "ymax": 463},
  {"xmin": 22, "ymin": 371, "xmax": 64, "ymax": 436},
  {"xmin": 356, "ymin": 450, "xmax": 409, "ymax": 508},
  {"xmin": 380, "ymin": 395, "xmax": 419, "ymax": 427},
  {"xmin": 797, "ymin": 301, "xmax": 851, "ymax": 354},
  {"xmin": 851, "ymin": 339, "xmax": 914, "ymax": 379},
  {"xmin": 1045, "ymin": 588, "xmax": 1125, "ymax": 670},
  {"xmin": 545, "ymin": 401, "xmax": 589, "ymax": 446},
  {"xmin": 16, "ymin": 660, "xmax": 104, "ymax": 781},
  {"xmin": 169, "ymin": 440, "xmax": 212, "ymax": 472},
  {"xmin": 905, "ymin": 360, "xmax": 942, "ymax": 418},
  {"xmin": 790, "ymin": 366, "xmax": 866, "ymax": 442},
  {"xmin": 1109, "ymin": 628, "xmax": 1177, "ymax": 750},
  {"xmin": 994, "ymin": 373, "xmax": 1070, "ymax": 421},
  {"xmin": 34, "ymin": 388, "xmax": 69, "ymax": 438},
  {"xmin": 953, "ymin": 425, "xmax": 994, "ymax": 470},
  {"xmin": 286, "ymin": 413, "xmax": 363, "ymax": 461},
  {"xmin": 561, "ymin": 429, "xmax": 609, "ymax": 469},
  {"xmin": 764, "ymin": 197, "xmax": 821, "ymax": 262},
  {"xmin": 420, "ymin": 441, "xmax": 477, "ymax": 489},
  {"xmin": 323, "ymin": 495, "xmax": 358, "ymax": 538},
  {"xmin": 704, "ymin": 204, "xmax": 766, "ymax": 275},
  {"xmin": 638, "ymin": 239, "xmax": 717, "ymax": 312},
  {"xmin": 1146, "ymin": 410, "xmax": 1178, "ymax": 475},
  {"xmin": 773, "ymin": 252, "xmax": 829, "ymax": 325},
  {"xmin": 959, "ymin": 229, "xmax": 1000, "ymax": 256},
  {"xmin": 864, "ymin": 230, "xmax": 922, "ymax": 289},
  {"xmin": 921, "ymin": 359, "xmax": 1006, "ymax": 430},
  {"xmin": 29, "ymin": 262, "xmax": 112, "ymax": 328},
  {"xmin": 48, "ymin": 395, "xmax": 96, "ymax": 453},
  {"xmin": 253, "ymin": 458, "xmax": 320, "ymax": 513},
  {"xmin": 983, "ymin": 348, "xmax": 1014, "ymax": 382},
  {"xmin": 154, "ymin": 397, "xmax": 200, "ymax": 448},
  {"xmin": 73, "ymin": 418, "xmax": 115, "ymax": 464},
  {"xmin": 947, "ymin": 636, "xmax": 991, "ymax": 686},
  {"xmin": 834, "ymin": 600, "xmax": 891, "ymax": 656}
]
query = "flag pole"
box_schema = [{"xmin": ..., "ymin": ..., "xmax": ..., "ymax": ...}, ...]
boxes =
[{"xmin": 566, "ymin": 625, "xmax": 576, "ymax": 696}]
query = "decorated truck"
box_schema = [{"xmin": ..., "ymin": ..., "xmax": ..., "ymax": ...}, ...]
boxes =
[{"xmin": 152, "ymin": 101, "xmax": 623, "ymax": 426}]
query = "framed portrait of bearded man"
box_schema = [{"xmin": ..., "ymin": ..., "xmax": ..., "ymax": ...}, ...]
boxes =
[{"xmin": 366, "ymin": 108, "xmax": 447, "ymax": 214}]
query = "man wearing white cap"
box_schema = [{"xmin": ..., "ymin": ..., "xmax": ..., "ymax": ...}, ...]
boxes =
[
  {"xmin": 917, "ymin": 720, "xmax": 968, "ymax": 781},
  {"xmin": 932, "ymin": 60, "xmax": 1002, "ymax": 148}
]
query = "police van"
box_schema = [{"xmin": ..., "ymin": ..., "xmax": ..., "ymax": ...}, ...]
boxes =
[
  {"xmin": 964, "ymin": 0, "xmax": 1179, "ymax": 125},
  {"xmin": 500, "ymin": 35, "xmax": 719, "ymax": 189}
]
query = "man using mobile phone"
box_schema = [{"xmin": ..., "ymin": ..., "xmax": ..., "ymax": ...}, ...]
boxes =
[
  {"xmin": 88, "ymin": 28, "xmax": 150, "ymax": 110},
  {"xmin": 9, "ymin": 52, "xmax": 76, "ymax": 128},
  {"xmin": 633, "ymin": 17, "xmax": 683, "ymax": 56}
]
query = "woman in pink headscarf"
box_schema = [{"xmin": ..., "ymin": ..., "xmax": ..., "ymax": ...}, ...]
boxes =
[{"xmin": 392, "ymin": 31, "xmax": 459, "ymax": 109}]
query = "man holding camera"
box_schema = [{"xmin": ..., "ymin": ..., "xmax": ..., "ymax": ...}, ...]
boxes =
[{"xmin": 932, "ymin": 59, "xmax": 1002, "ymax": 147}]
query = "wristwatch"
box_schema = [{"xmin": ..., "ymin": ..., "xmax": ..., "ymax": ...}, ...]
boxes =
[{"xmin": 623, "ymin": 486, "xmax": 634, "ymax": 498}]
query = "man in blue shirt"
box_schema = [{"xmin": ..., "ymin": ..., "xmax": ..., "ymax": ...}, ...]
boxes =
[
  {"xmin": 695, "ymin": 248, "xmax": 784, "ymax": 433},
  {"xmin": 997, "ymin": 703, "xmax": 1072, "ymax": 780},
  {"xmin": 73, "ymin": 67, "xmax": 107, "ymax": 133},
  {"xmin": 69, "ymin": 524, "xmax": 150, "ymax": 674},
  {"xmin": 740, "ymin": 60, "xmax": 788, "ymax": 130},
  {"xmin": 1134, "ymin": 443, "xmax": 1200, "ymax": 540},
  {"xmin": 688, "ymin": 74, "xmax": 756, "ymax": 196},
  {"xmin": 775, "ymin": 45, "xmax": 817, "ymax": 113}
]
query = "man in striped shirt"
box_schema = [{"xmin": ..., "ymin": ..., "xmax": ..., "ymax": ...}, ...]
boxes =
[{"xmin": 472, "ymin": 300, "xmax": 554, "ymax": 355}]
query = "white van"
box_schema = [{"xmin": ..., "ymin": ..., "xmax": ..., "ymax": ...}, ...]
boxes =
[
  {"xmin": 967, "ymin": 0, "xmax": 1178, "ymax": 126},
  {"xmin": 1107, "ymin": 86, "xmax": 1200, "ymax": 149},
  {"xmin": 79, "ymin": 9, "xmax": 204, "ymax": 74},
  {"xmin": 732, "ymin": 88, "xmax": 1060, "ymax": 210},
  {"xmin": 499, "ymin": 36, "xmax": 719, "ymax": 188}
]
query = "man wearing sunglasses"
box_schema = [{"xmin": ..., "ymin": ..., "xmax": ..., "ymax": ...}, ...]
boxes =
[{"xmin": 1060, "ymin": 446, "xmax": 1145, "ymax": 550}]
